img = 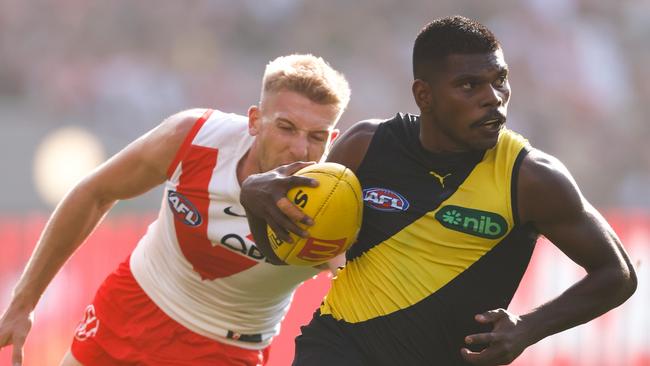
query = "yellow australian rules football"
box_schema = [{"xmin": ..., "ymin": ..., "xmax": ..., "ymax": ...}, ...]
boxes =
[{"xmin": 267, "ymin": 162, "xmax": 363, "ymax": 266}]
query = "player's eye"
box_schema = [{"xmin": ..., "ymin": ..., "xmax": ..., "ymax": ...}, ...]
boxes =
[
  {"xmin": 460, "ymin": 78, "xmax": 483, "ymax": 90},
  {"xmin": 461, "ymin": 82, "xmax": 475, "ymax": 90},
  {"xmin": 278, "ymin": 124, "xmax": 293, "ymax": 132},
  {"xmin": 494, "ymin": 75, "xmax": 508, "ymax": 88},
  {"xmin": 310, "ymin": 133, "xmax": 328, "ymax": 143}
]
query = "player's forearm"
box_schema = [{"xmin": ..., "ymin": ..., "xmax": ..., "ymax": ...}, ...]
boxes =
[
  {"xmin": 520, "ymin": 264, "xmax": 636, "ymax": 346},
  {"xmin": 10, "ymin": 181, "xmax": 116, "ymax": 311}
]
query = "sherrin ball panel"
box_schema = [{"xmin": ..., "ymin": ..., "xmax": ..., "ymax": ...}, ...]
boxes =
[{"xmin": 267, "ymin": 162, "xmax": 362, "ymax": 266}]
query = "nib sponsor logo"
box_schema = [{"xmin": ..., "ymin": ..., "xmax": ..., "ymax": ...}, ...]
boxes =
[{"xmin": 435, "ymin": 205, "xmax": 507, "ymax": 239}]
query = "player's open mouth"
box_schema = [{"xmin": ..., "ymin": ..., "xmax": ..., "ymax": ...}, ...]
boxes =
[
  {"xmin": 479, "ymin": 118, "xmax": 504, "ymax": 131},
  {"xmin": 472, "ymin": 113, "xmax": 506, "ymax": 130}
]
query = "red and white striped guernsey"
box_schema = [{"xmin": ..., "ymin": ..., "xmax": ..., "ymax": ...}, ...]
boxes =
[{"xmin": 130, "ymin": 109, "xmax": 319, "ymax": 350}]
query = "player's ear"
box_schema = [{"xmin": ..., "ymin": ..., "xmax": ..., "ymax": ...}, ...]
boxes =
[
  {"xmin": 248, "ymin": 105, "xmax": 262, "ymax": 136},
  {"xmin": 412, "ymin": 79, "xmax": 433, "ymax": 112}
]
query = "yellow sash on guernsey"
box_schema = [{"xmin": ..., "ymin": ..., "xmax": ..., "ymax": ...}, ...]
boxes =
[{"xmin": 321, "ymin": 129, "xmax": 529, "ymax": 323}]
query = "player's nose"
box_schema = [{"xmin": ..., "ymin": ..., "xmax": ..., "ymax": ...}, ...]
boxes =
[
  {"xmin": 481, "ymin": 84, "xmax": 504, "ymax": 108},
  {"xmin": 289, "ymin": 136, "xmax": 309, "ymax": 160}
]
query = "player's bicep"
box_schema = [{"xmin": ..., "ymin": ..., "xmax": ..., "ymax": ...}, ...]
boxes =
[
  {"xmin": 518, "ymin": 150, "xmax": 626, "ymax": 271},
  {"xmin": 326, "ymin": 119, "xmax": 380, "ymax": 172}
]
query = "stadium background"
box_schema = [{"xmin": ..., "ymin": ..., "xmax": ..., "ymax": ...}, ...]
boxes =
[{"xmin": 0, "ymin": 0, "xmax": 648, "ymax": 365}]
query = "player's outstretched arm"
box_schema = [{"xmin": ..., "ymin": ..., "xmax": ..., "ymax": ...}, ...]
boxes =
[
  {"xmin": 240, "ymin": 120, "xmax": 379, "ymax": 265},
  {"xmin": 461, "ymin": 149, "xmax": 638, "ymax": 365},
  {"xmin": 0, "ymin": 109, "xmax": 205, "ymax": 365}
]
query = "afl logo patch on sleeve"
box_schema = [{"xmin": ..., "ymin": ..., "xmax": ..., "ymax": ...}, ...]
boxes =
[
  {"xmin": 363, "ymin": 187, "xmax": 410, "ymax": 212},
  {"xmin": 167, "ymin": 190, "xmax": 203, "ymax": 226}
]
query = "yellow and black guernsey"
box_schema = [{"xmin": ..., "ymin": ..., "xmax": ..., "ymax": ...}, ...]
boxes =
[{"xmin": 294, "ymin": 114, "xmax": 539, "ymax": 366}]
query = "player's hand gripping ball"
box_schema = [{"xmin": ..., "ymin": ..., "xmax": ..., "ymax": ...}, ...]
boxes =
[{"xmin": 267, "ymin": 162, "xmax": 363, "ymax": 266}]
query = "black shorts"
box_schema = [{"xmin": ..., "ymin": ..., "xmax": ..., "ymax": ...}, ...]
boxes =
[
  {"xmin": 292, "ymin": 303, "xmax": 487, "ymax": 366},
  {"xmin": 293, "ymin": 311, "xmax": 367, "ymax": 366}
]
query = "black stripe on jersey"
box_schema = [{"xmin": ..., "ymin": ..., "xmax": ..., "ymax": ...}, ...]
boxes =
[
  {"xmin": 347, "ymin": 114, "xmax": 485, "ymax": 261},
  {"xmin": 510, "ymin": 147, "xmax": 529, "ymax": 226}
]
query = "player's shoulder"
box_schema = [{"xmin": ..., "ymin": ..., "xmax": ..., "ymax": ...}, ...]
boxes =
[
  {"xmin": 159, "ymin": 108, "xmax": 248, "ymax": 141},
  {"xmin": 520, "ymin": 149, "xmax": 573, "ymax": 187},
  {"xmin": 518, "ymin": 148, "xmax": 583, "ymax": 223},
  {"xmin": 327, "ymin": 119, "xmax": 382, "ymax": 171},
  {"xmin": 151, "ymin": 108, "xmax": 209, "ymax": 139},
  {"xmin": 161, "ymin": 108, "xmax": 211, "ymax": 136},
  {"xmin": 343, "ymin": 118, "xmax": 382, "ymax": 140}
]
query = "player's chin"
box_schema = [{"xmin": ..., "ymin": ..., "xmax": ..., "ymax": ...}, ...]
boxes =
[
  {"xmin": 477, "ymin": 137, "xmax": 499, "ymax": 150},
  {"xmin": 471, "ymin": 130, "xmax": 501, "ymax": 150}
]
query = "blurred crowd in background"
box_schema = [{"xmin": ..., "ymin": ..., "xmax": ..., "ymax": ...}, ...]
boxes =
[{"xmin": 1, "ymin": 0, "xmax": 649, "ymax": 212}]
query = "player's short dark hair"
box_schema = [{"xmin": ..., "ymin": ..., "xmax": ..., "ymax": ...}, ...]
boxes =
[{"xmin": 413, "ymin": 15, "xmax": 501, "ymax": 80}]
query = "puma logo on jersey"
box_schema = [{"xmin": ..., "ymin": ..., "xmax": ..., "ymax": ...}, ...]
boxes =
[
  {"xmin": 429, "ymin": 171, "xmax": 452, "ymax": 188},
  {"xmin": 167, "ymin": 191, "xmax": 203, "ymax": 226}
]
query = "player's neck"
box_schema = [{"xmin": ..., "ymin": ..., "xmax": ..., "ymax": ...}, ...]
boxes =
[
  {"xmin": 418, "ymin": 118, "xmax": 468, "ymax": 154},
  {"xmin": 236, "ymin": 147, "xmax": 260, "ymax": 186}
]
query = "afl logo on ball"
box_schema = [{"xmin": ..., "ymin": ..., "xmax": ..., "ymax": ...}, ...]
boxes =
[
  {"xmin": 167, "ymin": 190, "xmax": 203, "ymax": 226},
  {"xmin": 363, "ymin": 188, "xmax": 410, "ymax": 212}
]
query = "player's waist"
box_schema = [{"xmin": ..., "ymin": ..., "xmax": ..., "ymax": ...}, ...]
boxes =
[
  {"xmin": 129, "ymin": 246, "xmax": 287, "ymax": 349},
  {"xmin": 98, "ymin": 255, "xmax": 276, "ymax": 350}
]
